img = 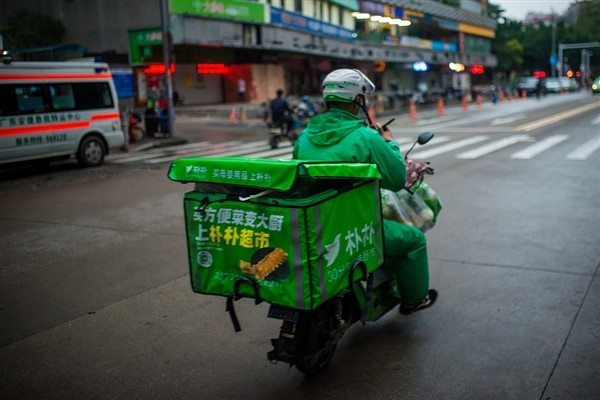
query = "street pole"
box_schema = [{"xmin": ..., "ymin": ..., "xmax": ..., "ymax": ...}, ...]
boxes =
[
  {"xmin": 160, "ymin": 0, "xmax": 175, "ymax": 137},
  {"xmin": 551, "ymin": 11, "xmax": 556, "ymax": 77}
]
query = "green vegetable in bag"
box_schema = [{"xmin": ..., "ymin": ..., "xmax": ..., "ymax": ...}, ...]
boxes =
[{"xmin": 412, "ymin": 181, "xmax": 442, "ymax": 224}]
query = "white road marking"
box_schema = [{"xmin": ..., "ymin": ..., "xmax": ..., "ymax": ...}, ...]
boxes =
[
  {"xmin": 565, "ymin": 135, "xmax": 600, "ymax": 160},
  {"xmin": 144, "ymin": 140, "xmax": 274, "ymax": 164},
  {"xmin": 491, "ymin": 114, "xmax": 526, "ymax": 125},
  {"xmin": 510, "ymin": 135, "xmax": 570, "ymax": 159},
  {"xmin": 410, "ymin": 136, "xmax": 488, "ymax": 159},
  {"xmin": 456, "ymin": 135, "xmax": 531, "ymax": 159}
]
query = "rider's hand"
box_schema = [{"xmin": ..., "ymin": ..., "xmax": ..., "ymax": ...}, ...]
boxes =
[{"xmin": 374, "ymin": 123, "xmax": 393, "ymax": 142}]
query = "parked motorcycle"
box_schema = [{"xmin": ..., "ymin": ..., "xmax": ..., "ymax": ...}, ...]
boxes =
[
  {"xmin": 267, "ymin": 120, "xmax": 298, "ymax": 149},
  {"xmin": 168, "ymin": 131, "xmax": 436, "ymax": 375},
  {"xmin": 128, "ymin": 111, "xmax": 146, "ymax": 143}
]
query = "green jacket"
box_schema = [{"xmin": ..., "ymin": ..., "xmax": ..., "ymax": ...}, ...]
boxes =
[{"xmin": 292, "ymin": 108, "xmax": 407, "ymax": 191}]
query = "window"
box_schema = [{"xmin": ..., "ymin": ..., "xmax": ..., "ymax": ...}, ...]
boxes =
[
  {"xmin": 0, "ymin": 84, "xmax": 47, "ymax": 116},
  {"xmin": 50, "ymin": 84, "xmax": 75, "ymax": 109},
  {"xmin": 0, "ymin": 82, "xmax": 113, "ymax": 116},
  {"xmin": 294, "ymin": 0, "xmax": 302, "ymax": 13}
]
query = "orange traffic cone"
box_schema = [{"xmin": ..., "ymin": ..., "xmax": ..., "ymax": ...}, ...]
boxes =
[
  {"xmin": 514, "ymin": 89, "xmax": 520, "ymax": 101},
  {"xmin": 521, "ymin": 89, "xmax": 527, "ymax": 99},
  {"xmin": 229, "ymin": 108, "xmax": 237, "ymax": 123},
  {"xmin": 507, "ymin": 91, "xmax": 513, "ymax": 102},
  {"xmin": 461, "ymin": 95, "xmax": 468, "ymax": 111},
  {"xmin": 437, "ymin": 96, "xmax": 445, "ymax": 116},
  {"xmin": 409, "ymin": 101, "xmax": 418, "ymax": 122},
  {"xmin": 476, "ymin": 93, "xmax": 482, "ymax": 108},
  {"xmin": 499, "ymin": 90, "xmax": 505, "ymax": 104}
]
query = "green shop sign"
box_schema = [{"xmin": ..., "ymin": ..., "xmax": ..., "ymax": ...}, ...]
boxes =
[
  {"xmin": 170, "ymin": 0, "xmax": 267, "ymax": 23},
  {"xmin": 128, "ymin": 28, "xmax": 163, "ymax": 64}
]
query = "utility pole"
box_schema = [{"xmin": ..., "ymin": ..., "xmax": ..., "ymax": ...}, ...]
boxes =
[
  {"xmin": 160, "ymin": 0, "xmax": 175, "ymax": 137},
  {"xmin": 551, "ymin": 9, "xmax": 557, "ymax": 77}
]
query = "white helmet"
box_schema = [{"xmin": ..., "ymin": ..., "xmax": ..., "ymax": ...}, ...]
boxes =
[{"xmin": 322, "ymin": 69, "xmax": 375, "ymax": 104}]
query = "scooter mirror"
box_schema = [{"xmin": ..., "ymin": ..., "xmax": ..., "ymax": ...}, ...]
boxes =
[
  {"xmin": 404, "ymin": 131, "xmax": 434, "ymax": 160},
  {"xmin": 417, "ymin": 131, "xmax": 434, "ymax": 145}
]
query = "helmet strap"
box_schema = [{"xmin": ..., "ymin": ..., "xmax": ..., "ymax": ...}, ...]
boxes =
[{"xmin": 354, "ymin": 95, "xmax": 373, "ymax": 126}]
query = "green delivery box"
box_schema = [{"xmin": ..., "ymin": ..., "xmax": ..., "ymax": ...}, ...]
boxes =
[{"xmin": 168, "ymin": 157, "xmax": 384, "ymax": 310}]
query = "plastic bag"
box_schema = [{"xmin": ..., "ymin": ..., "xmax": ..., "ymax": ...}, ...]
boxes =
[
  {"xmin": 381, "ymin": 181, "xmax": 442, "ymax": 232},
  {"xmin": 411, "ymin": 181, "xmax": 443, "ymax": 225}
]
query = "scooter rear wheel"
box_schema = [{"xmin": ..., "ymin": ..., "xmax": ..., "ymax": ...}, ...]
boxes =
[
  {"xmin": 130, "ymin": 126, "xmax": 146, "ymax": 143},
  {"xmin": 294, "ymin": 305, "xmax": 338, "ymax": 374}
]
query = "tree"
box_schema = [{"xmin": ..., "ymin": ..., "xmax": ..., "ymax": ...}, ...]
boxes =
[
  {"xmin": 489, "ymin": 0, "xmax": 599, "ymax": 78},
  {"xmin": 0, "ymin": 10, "xmax": 65, "ymax": 50},
  {"xmin": 488, "ymin": 2, "xmax": 525, "ymax": 76}
]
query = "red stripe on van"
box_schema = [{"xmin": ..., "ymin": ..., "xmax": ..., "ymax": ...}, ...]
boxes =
[
  {"xmin": 0, "ymin": 112, "xmax": 120, "ymax": 136},
  {"xmin": 0, "ymin": 73, "xmax": 113, "ymax": 80}
]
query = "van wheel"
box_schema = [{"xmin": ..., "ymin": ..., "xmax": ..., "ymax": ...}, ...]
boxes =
[{"xmin": 77, "ymin": 135, "xmax": 106, "ymax": 167}]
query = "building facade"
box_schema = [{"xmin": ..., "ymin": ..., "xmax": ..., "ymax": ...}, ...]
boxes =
[{"xmin": 1, "ymin": 0, "xmax": 497, "ymax": 107}]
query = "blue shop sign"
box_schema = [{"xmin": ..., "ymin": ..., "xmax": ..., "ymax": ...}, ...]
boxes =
[{"xmin": 270, "ymin": 7, "xmax": 355, "ymax": 41}]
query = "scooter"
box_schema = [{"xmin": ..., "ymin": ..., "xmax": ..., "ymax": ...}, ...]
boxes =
[
  {"xmin": 267, "ymin": 117, "xmax": 298, "ymax": 149},
  {"xmin": 265, "ymin": 131, "xmax": 435, "ymax": 374},
  {"xmin": 128, "ymin": 112, "xmax": 146, "ymax": 143},
  {"xmin": 168, "ymin": 131, "xmax": 436, "ymax": 375}
]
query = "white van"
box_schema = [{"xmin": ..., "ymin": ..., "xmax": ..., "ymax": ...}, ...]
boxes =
[{"xmin": 0, "ymin": 60, "xmax": 125, "ymax": 167}]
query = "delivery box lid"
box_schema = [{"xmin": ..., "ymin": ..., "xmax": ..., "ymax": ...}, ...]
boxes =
[{"xmin": 168, "ymin": 157, "xmax": 381, "ymax": 191}]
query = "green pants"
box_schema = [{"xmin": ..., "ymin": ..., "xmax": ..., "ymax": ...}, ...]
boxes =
[{"xmin": 383, "ymin": 219, "xmax": 430, "ymax": 304}]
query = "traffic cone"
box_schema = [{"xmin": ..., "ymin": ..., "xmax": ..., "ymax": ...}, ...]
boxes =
[
  {"xmin": 507, "ymin": 91, "xmax": 513, "ymax": 102},
  {"xmin": 499, "ymin": 90, "xmax": 505, "ymax": 104},
  {"xmin": 514, "ymin": 89, "xmax": 520, "ymax": 100},
  {"xmin": 437, "ymin": 96, "xmax": 445, "ymax": 116},
  {"xmin": 229, "ymin": 107, "xmax": 237, "ymax": 123},
  {"xmin": 476, "ymin": 93, "xmax": 482, "ymax": 108},
  {"xmin": 409, "ymin": 101, "xmax": 418, "ymax": 122},
  {"xmin": 521, "ymin": 89, "xmax": 527, "ymax": 99},
  {"xmin": 461, "ymin": 95, "xmax": 468, "ymax": 111}
]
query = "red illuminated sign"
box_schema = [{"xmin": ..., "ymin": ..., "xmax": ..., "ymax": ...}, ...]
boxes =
[
  {"xmin": 144, "ymin": 64, "xmax": 175, "ymax": 74},
  {"xmin": 469, "ymin": 65, "xmax": 484, "ymax": 75},
  {"xmin": 532, "ymin": 70, "xmax": 547, "ymax": 78},
  {"xmin": 197, "ymin": 63, "xmax": 226, "ymax": 74}
]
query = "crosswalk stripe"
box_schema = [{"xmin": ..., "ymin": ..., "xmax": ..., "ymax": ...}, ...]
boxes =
[
  {"xmin": 107, "ymin": 133, "xmax": 598, "ymax": 165},
  {"xmin": 510, "ymin": 134, "xmax": 569, "ymax": 159},
  {"xmin": 410, "ymin": 136, "xmax": 488, "ymax": 159},
  {"xmin": 144, "ymin": 140, "xmax": 271, "ymax": 164},
  {"xmin": 565, "ymin": 135, "xmax": 600, "ymax": 160},
  {"xmin": 241, "ymin": 146, "xmax": 294, "ymax": 160},
  {"xmin": 109, "ymin": 140, "xmax": 244, "ymax": 163},
  {"xmin": 456, "ymin": 135, "xmax": 531, "ymax": 159}
]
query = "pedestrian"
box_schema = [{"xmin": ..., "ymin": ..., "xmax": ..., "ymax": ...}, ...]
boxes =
[
  {"xmin": 292, "ymin": 68, "xmax": 438, "ymax": 315},
  {"xmin": 269, "ymin": 89, "xmax": 295, "ymax": 135},
  {"xmin": 237, "ymin": 77, "xmax": 246, "ymax": 102}
]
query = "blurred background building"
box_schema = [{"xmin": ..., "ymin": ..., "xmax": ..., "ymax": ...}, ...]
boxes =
[{"xmin": 0, "ymin": 0, "xmax": 498, "ymax": 108}]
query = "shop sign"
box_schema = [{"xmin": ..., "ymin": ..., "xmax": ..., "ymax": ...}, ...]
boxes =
[
  {"xmin": 170, "ymin": 0, "xmax": 266, "ymax": 23},
  {"xmin": 270, "ymin": 7, "xmax": 355, "ymax": 41},
  {"xmin": 128, "ymin": 28, "xmax": 163, "ymax": 64}
]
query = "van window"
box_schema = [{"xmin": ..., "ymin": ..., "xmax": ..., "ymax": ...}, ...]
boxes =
[
  {"xmin": 71, "ymin": 82, "xmax": 114, "ymax": 110},
  {"xmin": 0, "ymin": 84, "xmax": 48, "ymax": 115},
  {"xmin": 0, "ymin": 82, "xmax": 114, "ymax": 117},
  {"xmin": 49, "ymin": 84, "xmax": 76, "ymax": 109}
]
